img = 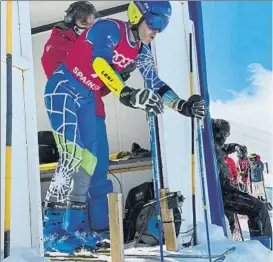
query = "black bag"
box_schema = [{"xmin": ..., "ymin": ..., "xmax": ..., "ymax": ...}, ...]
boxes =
[
  {"xmin": 123, "ymin": 181, "xmax": 181, "ymax": 245},
  {"xmin": 39, "ymin": 144, "xmax": 58, "ymax": 164},
  {"xmin": 38, "ymin": 131, "xmax": 59, "ymax": 164},
  {"xmin": 123, "ymin": 182, "xmax": 154, "ymax": 243},
  {"xmin": 38, "ymin": 131, "xmax": 57, "ymax": 146}
]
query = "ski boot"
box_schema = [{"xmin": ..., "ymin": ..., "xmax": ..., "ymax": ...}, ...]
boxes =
[
  {"xmin": 60, "ymin": 201, "xmax": 103, "ymax": 253},
  {"xmin": 43, "ymin": 202, "xmax": 67, "ymax": 252}
]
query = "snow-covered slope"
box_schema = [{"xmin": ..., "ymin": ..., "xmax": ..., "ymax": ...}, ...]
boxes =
[
  {"xmin": 210, "ymin": 64, "xmax": 273, "ymax": 186},
  {"xmin": 209, "ymin": 116, "xmax": 273, "ymax": 176}
]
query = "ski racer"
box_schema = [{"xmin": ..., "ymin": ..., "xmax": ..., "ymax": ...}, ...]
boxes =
[
  {"xmin": 249, "ymin": 153, "xmax": 266, "ymax": 200},
  {"xmin": 41, "ymin": 1, "xmax": 138, "ymax": 253},
  {"xmin": 212, "ymin": 119, "xmax": 272, "ymax": 247},
  {"xmin": 43, "ymin": 1, "xmax": 206, "ymax": 254}
]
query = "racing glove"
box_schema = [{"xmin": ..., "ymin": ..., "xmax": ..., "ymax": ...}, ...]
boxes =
[
  {"xmin": 175, "ymin": 94, "xmax": 206, "ymax": 120},
  {"xmin": 119, "ymin": 86, "xmax": 163, "ymax": 115},
  {"xmin": 159, "ymin": 85, "xmax": 206, "ymax": 120}
]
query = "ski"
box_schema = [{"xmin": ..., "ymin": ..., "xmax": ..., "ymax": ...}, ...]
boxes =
[
  {"xmin": 45, "ymin": 251, "xmax": 108, "ymax": 262},
  {"xmin": 212, "ymin": 246, "xmax": 236, "ymax": 262},
  {"xmin": 48, "ymin": 254, "xmax": 107, "ymax": 262},
  {"xmin": 47, "ymin": 246, "xmax": 236, "ymax": 261},
  {"xmin": 233, "ymin": 214, "xmax": 244, "ymax": 241},
  {"xmin": 123, "ymin": 246, "xmax": 236, "ymax": 260},
  {"xmin": 49, "ymin": 256, "xmax": 105, "ymax": 262}
]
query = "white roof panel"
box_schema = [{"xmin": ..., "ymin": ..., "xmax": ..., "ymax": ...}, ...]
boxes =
[{"xmin": 30, "ymin": 1, "xmax": 129, "ymax": 28}]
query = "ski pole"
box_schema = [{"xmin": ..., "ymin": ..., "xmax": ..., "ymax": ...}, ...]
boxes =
[
  {"xmin": 4, "ymin": 1, "xmax": 13, "ymax": 258},
  {"xmin": 248, "ymin": 158, "xmax": 253, "ymax": 194},
  {"xmin": 189, "ymin": 32, "xmax": 197, "ymax": 246},
  {"xmin": 196, "ymin": 119, "xmax": 212, "ymax": 262},
  {"xmin": 149, "ymin": 113, "xmax": 164, "ymax": 262},
  {"xmin": 189, "ymin": 33, "xmax": 212, "ymax": 260}
]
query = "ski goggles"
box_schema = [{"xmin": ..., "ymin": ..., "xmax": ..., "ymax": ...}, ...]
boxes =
[
  {"xmin": 217, "ymin": 131, "xmax": 230, "ymax": 138},
  {"xmin": 144, "ymin": 13, "xmax": 170, "ymax": 33},
  {"xmin": 222, "ymin": 131, "xmax": 230, "ymax": 138}
]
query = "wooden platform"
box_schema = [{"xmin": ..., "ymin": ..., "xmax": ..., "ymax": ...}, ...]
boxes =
[{"xmin": 40, "ymin": 157, "xmax": 152, "ymax": 182}]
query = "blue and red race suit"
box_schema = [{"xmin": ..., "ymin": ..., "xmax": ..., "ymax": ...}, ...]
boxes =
[
  {"xmin": 41, "ymin": 22, "xmax": 111, "ymax": 117},
  {"xmin": 44, "ymin": 18, "xmax": 168, "ymax": 230}
]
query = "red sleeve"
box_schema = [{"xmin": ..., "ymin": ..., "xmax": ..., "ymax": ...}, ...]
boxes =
[
  {"xmin": 100, "ymin": 86, "xmax": 111, "ymax": 97},
  {"xmin": 231, "ymin": 161, "xmax": 238, "ymax": 177},
  {"xmin": 41, "ymin": 28, "xmax": 76, "ymax": 78}
]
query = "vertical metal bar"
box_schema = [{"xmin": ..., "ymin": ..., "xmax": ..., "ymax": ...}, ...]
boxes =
[
  {"xmin": 4, "ymin": 0, "xmax": 13, "ymax": 258},
  {"xmin": 189, "ymin": 33, "xmax": 197, "ymax": 246},
  {"xmin": 149, "ymin": 113, "xmax": 164, "ymax": 262},
  {"xmin": 196, "ymin": 121, "xmax": 212, "ymax": 261}
]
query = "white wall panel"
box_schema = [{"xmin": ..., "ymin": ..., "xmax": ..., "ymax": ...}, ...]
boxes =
[{"xmin": 153, "ymin": 2, "xmax": 206, "ymax": 234}]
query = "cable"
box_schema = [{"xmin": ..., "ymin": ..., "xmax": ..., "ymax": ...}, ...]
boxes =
[{"xmin": 108, "ymin": 170, "xmax": 123, "ymax": 195}]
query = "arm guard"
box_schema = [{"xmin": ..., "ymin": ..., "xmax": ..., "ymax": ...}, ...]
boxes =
[{"xmin": 93, "ymin": 57, "xmax": 125, "ymax": 96}]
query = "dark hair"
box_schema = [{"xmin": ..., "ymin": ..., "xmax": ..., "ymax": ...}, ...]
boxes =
[{"xmin": 64, "ymin": 1, "xmax": 98, "ymax": 25}]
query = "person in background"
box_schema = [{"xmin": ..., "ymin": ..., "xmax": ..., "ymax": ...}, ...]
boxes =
[
  {"xmin": 225, "ymin": 155, "xmax": 239, "ymax": 183},
  {"xmin": 212, "ymin": 118, "xmax": 272, "ymax": 247},
  {"xmin": 249, "ymin": 153, "xmax": 266, "ymax": 200},
  {"xmin": 42, "ymin": 1, "xmax": 98, "ymax": 78},
  {"xmin": 236, "ymin": 145, "xmax": 251, "ymax": 193}
]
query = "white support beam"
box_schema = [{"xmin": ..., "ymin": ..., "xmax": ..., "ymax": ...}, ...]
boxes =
[{"xmin": 1, "ymin": 1, "xmax": 43, "ymax": 258}]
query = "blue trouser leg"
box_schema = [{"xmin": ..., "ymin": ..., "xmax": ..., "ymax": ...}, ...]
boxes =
[
  {"xmin": 44, "ymin": 75, "xmax": 97, "ymax": 204},
  {"xmin": 85, "ymin": 117, "xmax": 113, "ymax": 231},
  {"xmin": 43, "ymin": 71, "xmax": 102, "ymax": 252}
]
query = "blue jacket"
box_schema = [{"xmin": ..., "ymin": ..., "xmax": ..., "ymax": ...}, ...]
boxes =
[{"xmin": 250, "ymin": 160, "xmax": 264, "ymax": 182}]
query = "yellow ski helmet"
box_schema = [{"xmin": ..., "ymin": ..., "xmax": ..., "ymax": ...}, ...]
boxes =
[{"xmin": 128, "ymin": 1, "xmax": 172, "ymax": 33}]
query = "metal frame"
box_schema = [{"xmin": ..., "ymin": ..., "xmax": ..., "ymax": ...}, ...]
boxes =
[{"xmin": 31, "ymin": 4, "xmax": 129, "ymax": 35}]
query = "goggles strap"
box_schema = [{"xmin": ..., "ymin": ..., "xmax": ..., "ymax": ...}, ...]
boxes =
[{"xmin": 131, "ymin": 16, "xmax": 145, "ymax": 41}]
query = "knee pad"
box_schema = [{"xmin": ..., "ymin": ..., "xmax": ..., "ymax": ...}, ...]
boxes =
[
  {"xmin": 68, "ymin": 168, "xmax": 92, "ymax": 203},
  {"xmin": 80, "ymin": 149, "xmax": 98, "ymax": 175}
]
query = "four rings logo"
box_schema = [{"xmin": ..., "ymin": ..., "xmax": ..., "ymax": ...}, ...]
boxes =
[{"xmin": 113, "ymin": 50, "xmax": 134, "ymax": 68}]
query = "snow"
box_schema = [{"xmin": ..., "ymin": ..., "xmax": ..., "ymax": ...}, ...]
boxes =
[
  {"xmin": 2, "ymin": 249, "xmax": 49, "ymax": 262},
  {"xmin": 4, "ymin": 222, "xmax": 272, "ymax": 262},
  {"xmin": 117, "ymin": 223, "xmax": 272, "ymax": 262},
  {"xmin": 5, "ymin": 225, "xmax": 272, "ymax": 262}
]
